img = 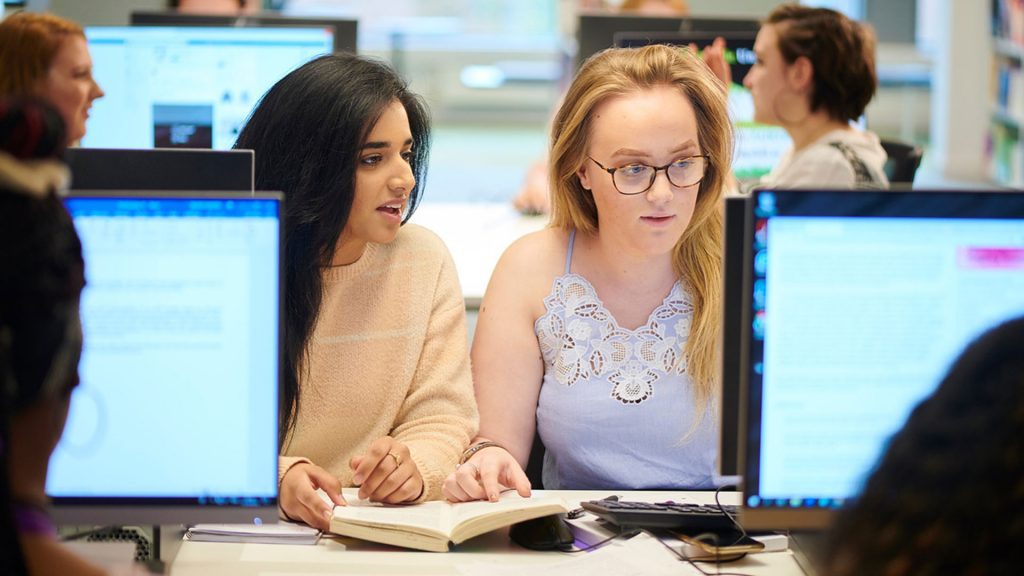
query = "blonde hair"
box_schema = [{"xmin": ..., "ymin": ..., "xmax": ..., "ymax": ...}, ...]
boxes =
[
  {"xmin": 0, "ymin": 12, "xmax": 84, "ymax": 97},
  {"xmin": 549, "ymin": 43, "xmax": 732, "ymax": 416}
]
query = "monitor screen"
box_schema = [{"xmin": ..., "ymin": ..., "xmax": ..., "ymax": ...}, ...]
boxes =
[
  {"xmin": 129, "ymin": 10, "xmax": 358, "ymax": 55},
  {"xmin": 740, "ymin": 189, "xmax": 1024, "ymax": 530},
  {"xmin": 614, "ymin": 31, "xmax": 791, "ymax": 182},
  {"xmin": 82, "ymin": 26, "xmax": 333, "ymax": 150},
  {"xmin": 48, "ymin": 192, "xmax": 282, "ymax": 525},
  {"xmin": 575, "ymin": 12, "xmax": 761, "ymax": 69},
  {"xmin": 66, "ymin": 148, "xmax": 254, "ymax": 192}
]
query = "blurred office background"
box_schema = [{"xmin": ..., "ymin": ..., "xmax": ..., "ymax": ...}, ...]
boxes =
[
  {"xmin": 15, "ymin": 0, "xmax": 1000, "ymax": 196},
  {"xmin": 7, "ymin": 0, "xmax": 1009, "ymax": 332}
]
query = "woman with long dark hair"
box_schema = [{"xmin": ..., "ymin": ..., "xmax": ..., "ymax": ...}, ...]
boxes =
[{"xmin": 234, "ymin": 53, "xmax": 477, "ymax": 530}]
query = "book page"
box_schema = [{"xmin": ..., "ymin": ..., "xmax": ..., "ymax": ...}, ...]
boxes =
[
  {"xmin": 332, "ymin": 490, "xmax": 454, "ymax": 539},
  {"xmin": 325, "ymin": 489, "xmax": 568, "ymax": 550},
  {"xmin": 329, "ymin": 521, "xmax": 450, "ymax": 552},
  {"xmin": 450, "ymin": 492, "xmax": 564, "ymax": 526},
  {"xmin": 450, "ymin": 493, "xmax": 568, "ymax": 544}
]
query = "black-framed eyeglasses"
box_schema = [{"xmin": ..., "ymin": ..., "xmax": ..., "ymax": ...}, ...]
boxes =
[{"xmin": 587, "ymin": 155, "xmax": 710, "ymax": 195}]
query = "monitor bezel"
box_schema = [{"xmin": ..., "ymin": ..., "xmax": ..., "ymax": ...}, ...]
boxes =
[
  {"xmin": 575, "ymin": 12, "xmax": 761, "ymax": 69},
  {"xmin": 129, "ymin": 10, "xmax": 358, "ymax": 54},
  {"xmin": 613, "ymin": 30, "xmax": 759, "ymax": 83},
  {"xmin": 718, "ymin": 194, "xmax": 751, "ymax": 479},
  {"xmin": 65, "ymin": 148, "xmax": 255, "ymax": 193},
  {"xmin": 51, "ymin": 190, "xmax": 285, "ymax": 526}
]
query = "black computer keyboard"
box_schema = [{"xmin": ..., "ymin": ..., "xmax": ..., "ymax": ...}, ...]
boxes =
[{"xmin": 580, "ymin": 499, "xmax": 738, "ymax": 531}]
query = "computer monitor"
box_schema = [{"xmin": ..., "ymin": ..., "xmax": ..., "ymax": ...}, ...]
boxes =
[
  {"xmin": 82, "ymin": 26, "xmax": 334, "ymax": 150},
  {"xmin": 718, "ymin": 194, "xmax": 751, "ymax": 479},
  {"xmin": 575, "ymin": 12, "xmax": 761, "ymax": 69},
  {"xmin": 66, "ymin": 148, "xmax": 254, "ymax": 192},
  {"xmin": 740, "ymin": 188, "xmax": 1024, "ymax": 531},
  {"xmin": 614, "ymin": 31, "xmax": 791, "ymax": 182},
  {"xmin": 49, "ymin": 191, "xmax": 283, "ymax": 525},
  {"xmin": 129, "ymin": 10, "xmax": 358, "ymax": 55}
]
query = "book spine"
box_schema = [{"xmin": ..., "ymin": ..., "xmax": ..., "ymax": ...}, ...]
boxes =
[{"xmin": 989, "ymin": 0, "xmax": 1024, "ymax": 186}]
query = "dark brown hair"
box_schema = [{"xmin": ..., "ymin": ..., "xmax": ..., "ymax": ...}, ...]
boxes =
[{"xmin": 766, "ymin": 3, "xmax": 877, "ymax": 122}]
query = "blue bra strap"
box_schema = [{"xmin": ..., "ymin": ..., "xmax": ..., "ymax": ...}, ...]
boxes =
[{"xmin": 565, "ymin": 229, "xmax": 576, "ymax": 275}]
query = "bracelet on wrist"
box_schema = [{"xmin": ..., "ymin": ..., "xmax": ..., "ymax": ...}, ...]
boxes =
[{"xmin": 459, "ymin": 440, "xmax": 504, "ymax": 465}]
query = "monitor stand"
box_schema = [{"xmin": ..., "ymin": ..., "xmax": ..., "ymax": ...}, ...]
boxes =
[
  {"xmin": 148, "ymin": 525, "xmax": 185, "ymax": 572},
  {"xmin": 789, "ymin": 531, "xmax": 827, "ymax": 576}
]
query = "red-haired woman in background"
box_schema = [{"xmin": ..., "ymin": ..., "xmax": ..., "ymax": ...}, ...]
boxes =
[{"xmin": 0, "ymin": 12, "xmax": 104, "ymax": 147}]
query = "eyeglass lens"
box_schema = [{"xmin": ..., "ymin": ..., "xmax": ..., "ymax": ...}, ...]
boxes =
[{"xmin": 614, "ymin": 156, "xmax": 706, "ymax": 194}]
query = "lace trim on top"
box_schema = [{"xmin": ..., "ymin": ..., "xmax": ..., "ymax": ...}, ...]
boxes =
[{"xmin": 535, "ymin": 274, "xmax": 693, "ymax": 405}]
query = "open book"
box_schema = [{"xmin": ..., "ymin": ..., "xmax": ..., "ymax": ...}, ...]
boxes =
[{"xmin": 328, "ymin": 488, "xmax": 569, "ymax": 552}]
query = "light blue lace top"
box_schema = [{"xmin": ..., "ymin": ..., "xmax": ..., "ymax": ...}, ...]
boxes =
[{"xmin": 534, "ymin": 230, "xmax": 718, "ymax": 490}]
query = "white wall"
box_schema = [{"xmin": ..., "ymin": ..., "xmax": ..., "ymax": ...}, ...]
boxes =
[{"xmin": 929, "ymin": 0, "xmax": 990, "ymax": 182}]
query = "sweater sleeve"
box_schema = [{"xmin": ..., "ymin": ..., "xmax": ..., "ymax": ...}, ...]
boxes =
[
  {"xmin": 278, "ymin": 455, "xmax": 312, "ymax": 487},
  {"xmin": 391, "ymin": 239, "xmax": 479, "ymax": 502}
]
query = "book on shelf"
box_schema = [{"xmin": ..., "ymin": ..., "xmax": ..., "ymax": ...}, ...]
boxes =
[
  {"xmin": 994, "ymin": 0, "xmax": 1024, "ymax": 45},
  {"xmin": 328, "ymin": 488, "xmax": 569, "ymax": 552}
]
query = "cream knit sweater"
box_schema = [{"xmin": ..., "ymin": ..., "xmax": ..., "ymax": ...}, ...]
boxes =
[{"xmin": 279, "ymin": 224, "xmax": 478, "ymax": 501}]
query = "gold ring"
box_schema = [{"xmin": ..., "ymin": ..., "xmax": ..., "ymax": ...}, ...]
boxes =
[{"xmin": 387, "ymin": 451, "xmax": 402, "ymax": 468}]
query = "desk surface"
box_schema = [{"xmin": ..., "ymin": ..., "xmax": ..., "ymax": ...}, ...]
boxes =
[{"xmin": 168, "ymin": 490, "xmax": 807, "ymax": 576}]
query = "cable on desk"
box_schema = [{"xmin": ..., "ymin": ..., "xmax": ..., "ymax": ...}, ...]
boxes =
[
  {"xmin": 653, "ymin": 529, "xmax": 755, "ymax": 576},
  {"xmin": 714, "ymin": 483, "xmax": 748, "ymax": 538}
]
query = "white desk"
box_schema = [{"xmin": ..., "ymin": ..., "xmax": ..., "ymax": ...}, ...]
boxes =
[{"xmin": 167, "ymin": 490, "xmax": 808, "ymax": 576}]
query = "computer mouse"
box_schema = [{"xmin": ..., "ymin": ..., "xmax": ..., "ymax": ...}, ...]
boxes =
[{"xmin": 509, "ymin": 513, "xmax": 575, "ymax": 551}]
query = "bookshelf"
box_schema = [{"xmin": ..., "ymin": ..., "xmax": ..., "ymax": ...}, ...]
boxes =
[{"xmin": 989, "ymin": 0, "xmax": 1024, "ymax": 186}]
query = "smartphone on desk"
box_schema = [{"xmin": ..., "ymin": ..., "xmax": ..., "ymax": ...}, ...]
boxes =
[{"xmin": 668, "ymin": 528, "xmax": 765, "ymax": 561}]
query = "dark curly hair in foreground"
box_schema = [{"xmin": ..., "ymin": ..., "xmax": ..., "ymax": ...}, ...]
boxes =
[{"xmin": 825, "ymin": 316, "xmax": 1024, "ymax": 576}]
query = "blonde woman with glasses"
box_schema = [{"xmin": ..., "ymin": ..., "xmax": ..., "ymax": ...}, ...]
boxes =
[{"xmin": 444, "ymin": 43, "xmax": 733, "ymax": 501}]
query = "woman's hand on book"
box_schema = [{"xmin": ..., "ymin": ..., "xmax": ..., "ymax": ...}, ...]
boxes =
[
  {"xmin": 349, "ymin": 436, "xmax": 424, "ymax": 504},
  {"xmin": 442, "ymin": 446, "xmax": 531, "ymax": 503},
  {"xmin": 280, "ymin": 462, "xmax": 346, "ymax": 531}
]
